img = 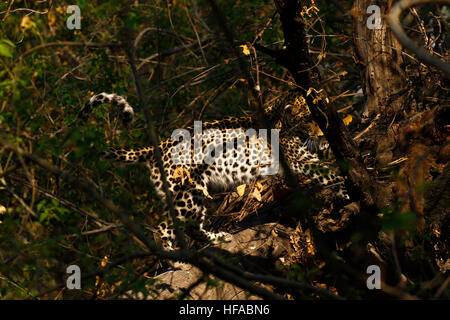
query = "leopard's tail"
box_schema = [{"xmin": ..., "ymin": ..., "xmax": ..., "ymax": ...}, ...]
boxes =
[{"xmin": 77, "ymin": 93, "xmax": 134, "ymax": 125}]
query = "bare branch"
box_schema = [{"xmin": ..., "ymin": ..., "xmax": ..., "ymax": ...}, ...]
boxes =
[
  {"xmin": 119, "ymin": 4, "xmax": 188, "ymax": 250},
  {"xmin": 386, "ymin": 0, "xmax": 450, "ymax": 77},
  {"xmin": 19, "ymin": 41, "xmax": 121, "ymax": 59},
  {"xmin": 0, "ymin": 138, "xmax": 287, "ymax": 299}
]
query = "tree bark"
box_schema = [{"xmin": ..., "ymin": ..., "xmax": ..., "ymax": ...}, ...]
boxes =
[{"xmin": 352, "ymin": 0, "xmax": 407, "ymax": 118}]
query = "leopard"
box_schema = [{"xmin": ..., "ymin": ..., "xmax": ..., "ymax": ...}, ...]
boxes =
[{"xmin": 77, "ymin": 92, "xmax": 349, "ymax": 250}]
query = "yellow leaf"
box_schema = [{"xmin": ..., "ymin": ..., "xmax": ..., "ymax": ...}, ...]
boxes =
[
  {"xmin": 343, "ymin": 114, "xmax": 353, "ymax": 126},
  {"xmin": 301, "ymin": 4, "xmax": 320, "ymax": 18},
  {"xmin": 317, "ymin": 52, "xmax": 326, "ymax": 61},
  {"xmin": 55, "ymin": 6, "xmax": 66, "ymax": 14},
  {"xmin": 305, "ymin": 229, "xmax": 316, "ymax": 255},
  {"xmin": 252, "ymin": 188, "xmax": 262, "ymax": 201},
  {"xmin": 100, "ymin": 256, "xmax": 108, "ymax": 268},
  {"xmin": 20, "ymin": 16, "xmax": 35, "ymax": 31},
  {"xmin": 224, "ymin": 58, "xmax": 231, "ymax": 64},
  {"xmin": 239, "ymin": 45, "xmax": 250, "ymax": 56},
  {"xmin": 433, "ymin": 228, "xmax": 440, "ymax": 237},
  {"xmin": 306, "ymin": 87, "xmax": 324, "ymax": 98},
  {"xmin": 236, "ymin": 184, "xmax": 246, "ymax": 197},
  {"xmin": 48, "ymin": 11, "xmax": 57, "ymax": 27},
  {"xmin": 0, "ymin": 205, "xmax": 6, "ymax": 215},
  {"xmin": 256, "ymin": 182, "xmax": 263, "ymax": 191}
]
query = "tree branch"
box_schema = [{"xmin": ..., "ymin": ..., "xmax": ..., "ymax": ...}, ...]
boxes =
[
  {"xmin": 386, "ymin": 0, "xmax": 450, "ymax": 78},
  {"xmin": 272, "ymin": 0, "xmax": 383, "ymax": 210},
  {"xmin": 19, "ymin": 41, "xmax": 121, "ymax": 60},
  {"xmin": 117, "ymin": 3, "xmax": 189, "ymax": 250},
  {"xmin": 0, "ymin": 138, "xmax": 288, "ymax": 299}
]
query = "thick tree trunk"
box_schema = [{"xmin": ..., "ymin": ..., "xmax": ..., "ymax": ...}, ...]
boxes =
[
  {"xmin": 352, "ymin": 0, "xmax": 407, "ymax": 118},
  {"xmin": 272, "ymin": 0, "xmax": 385, "ymax": 210}
]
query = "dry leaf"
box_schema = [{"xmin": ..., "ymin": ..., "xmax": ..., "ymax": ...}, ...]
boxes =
[
  {"xmin": 100, "ymin": 256, "xmax": 109, "ymax": 268},
  {"xmin": 20, "ymin": 16, "xmax": 35, "ymax": 31},
  {"xmin": 306, "ymin": 87, "xmax": 324, "ymax": 97},
  {"xmin": 305, "ymin": 229, "xmax": 316, "ymax": 255},
  {"xmin": 48, "ymin": 11, "xmax": 57, "ymax": 27},
  {"xmin": 433, "ymin": 228, "xmax": 440, "ymax": 237},
  {"xmin": 317, "ymin": 52, "xmax": 326, "ymax": 61},
  {"xmin": 239, "ymin": 44, "xmax": 250, "ymax": 56},
  {"xmin": 343, "ymin": 114, "xmax": 353, "ymax": 126},
  {"xmin": 252, "ymin": 188, "xmax": 262, "ymax": 201},
  {"xmin": 55, "ymin": 6, "xmax": 66, "ymax": 14},
  {"xmin": 236, "ymin": 184, "xmax": 246, "ymax": 197}
]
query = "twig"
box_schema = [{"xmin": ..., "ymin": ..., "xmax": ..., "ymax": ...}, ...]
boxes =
[
  {"xmin": 190, "ymin": 0, "xmax": 212, "ymax": 32},
  {"xmin": 386, "ymin": 0, "xmax": 450, "ymax": 77},
  {"xmin": 202, "ymin": 249, "xmax": 344, "ymax": 300},
  {"xmin": 184, "ymin": 0, "xmax": 208, "ymax": 65},
  {"xmin": 121, "ymin": 12, "xmax": 188, "ymax": 249},
  {"xmin": 353, "ymin": 113, "xmax": 381, "ymax": 141},
  {"xmin": 19, "ymin": 41, "xmax": 121, "ymax": 59},
  {"xmin": 1, "ymin": 138, "xmax": 286, "ymax": 300},
  {"xmin": 434, "ymin": 275, "xmax": 450, "ymax": 299},
  {"xmin": 54, "ymin": 57, "xmax": 93, "ymax": 85},
  {"xmin": 136, "ymin": 37, "xmax": 212, "ymax": 70},
  {"xmin": 389, "ymin": 232, "xmax": 408, "ymax": 289},
  {"xmin": 8, "ymin": 173, "xmax": 113, "ymax": 225},
  {"xmin": 134, "ymin": 27, "xmax": 193, "ymax": 48},
  {"xmin": 205, "ymin": 0, "xmax": 300, "ymax": 191},
  {"xmin": 177, "ymin": 275, "xmax": 205, "ymax": 300}
]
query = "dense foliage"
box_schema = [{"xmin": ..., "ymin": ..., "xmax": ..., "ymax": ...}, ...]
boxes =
[{"xmin": 0, "ymin": 0, "xmax": 448, "ymax": 300}]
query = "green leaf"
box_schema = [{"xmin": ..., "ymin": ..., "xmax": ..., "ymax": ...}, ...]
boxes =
[
  {"xmin": 37, "ymin": 200, "xmax": 46, "ymax": 212},
  {"xmin": 39, "ymin": 211, "xmax": 49, "ymax": 223},
  {"xmin": 0, "ymin": 39, "xmax": 15, "ymax": 48},
  {"xmin": 0, "ymin": 43, "xmax": 12, "ymax": 57}
]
